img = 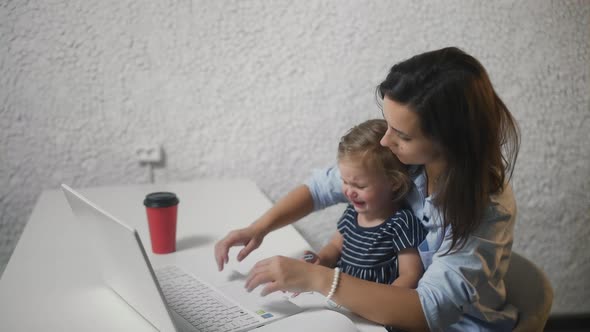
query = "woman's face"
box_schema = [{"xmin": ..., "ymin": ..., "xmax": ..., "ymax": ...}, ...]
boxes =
[{"xmin": 380, "ymin": 97, "xmax": 440, "ymax": 166}]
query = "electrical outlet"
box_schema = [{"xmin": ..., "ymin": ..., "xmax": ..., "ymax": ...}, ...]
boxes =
[{"xmin": 135, "ymin": 144, "xmax": 162, "ymax": 163}]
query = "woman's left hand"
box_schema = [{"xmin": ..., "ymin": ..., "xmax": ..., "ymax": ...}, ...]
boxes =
[{"xmin": 245, "ymin": 255, "xmax": 328, "ymax": 296}]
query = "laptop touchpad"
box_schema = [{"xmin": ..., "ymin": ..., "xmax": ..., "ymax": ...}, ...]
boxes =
[{"xmin": 217, "ymin": 281, "xmax": 303, "ymax": 319}]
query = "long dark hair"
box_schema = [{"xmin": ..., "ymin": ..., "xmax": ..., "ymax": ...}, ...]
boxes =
[{"xmin": 377, "ymin": 47, "xmax": 520, "ymax": 252}]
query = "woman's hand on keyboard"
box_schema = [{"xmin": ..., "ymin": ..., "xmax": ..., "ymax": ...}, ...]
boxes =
[
  {"xmin": 244, "ymin": 255, "xmax": 332, "ymax": 297},
  {"xmin": 290, "ymin": 251, "xmax": 321, "ymax": 297}
]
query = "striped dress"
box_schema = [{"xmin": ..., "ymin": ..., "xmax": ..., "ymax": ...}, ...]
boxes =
[{"xmin": 336, "ymin": 204, "xmax": 426, "ymax": 284}]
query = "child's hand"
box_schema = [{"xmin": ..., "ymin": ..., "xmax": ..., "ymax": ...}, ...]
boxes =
[{"xmin": 302, "ymin": 250, "xmax": 320, "ymax": 265}]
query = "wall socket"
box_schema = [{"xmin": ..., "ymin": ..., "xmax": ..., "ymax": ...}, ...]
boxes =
[{"xmin": 135, "ymin": 144, "xmax": 162, "ymax": 163}]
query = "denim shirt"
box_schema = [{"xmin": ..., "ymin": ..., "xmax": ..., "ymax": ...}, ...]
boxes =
[{"xmin": 305, "ymin": 166, "xmax": 518, "ymax": 331}]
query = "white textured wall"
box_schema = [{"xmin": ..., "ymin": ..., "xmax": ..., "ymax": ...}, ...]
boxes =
[{"xmin": 1, "ymin": 0, "xmax": 588, "ymax": 314}]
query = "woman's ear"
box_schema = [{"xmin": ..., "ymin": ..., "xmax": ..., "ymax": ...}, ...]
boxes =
[
  {"xmin": 389, "ymin": 171, "xmax": 403, "ymax": 190},
  {"xmin": 390, "ymin": 180, "xmax": 401, "ymax": 192},
  {"xmin": 389, "ymin": 170, "xmax": 410, "ymax": 202}
]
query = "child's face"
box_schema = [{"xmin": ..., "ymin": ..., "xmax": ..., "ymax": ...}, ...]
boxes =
[{"xmin": 338, "ymin": 158, "xmax": 394, "ymax": 217}]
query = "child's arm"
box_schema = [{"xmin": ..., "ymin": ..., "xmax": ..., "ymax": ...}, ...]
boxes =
[
  {"xmin": 391, "ymin": 248, "xmax": 423, "ymax": 289},
  {"xmin": 315, "ymin": 232, "xmax": 343, "ymax": 268}
]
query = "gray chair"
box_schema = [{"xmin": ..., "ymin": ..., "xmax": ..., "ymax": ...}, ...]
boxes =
[{"xmin": 504, "ymin": 252, "xmax": 554, "ymax": 332}]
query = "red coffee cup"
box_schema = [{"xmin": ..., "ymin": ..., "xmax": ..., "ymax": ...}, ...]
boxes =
[{"xmin": 144, "ymin": 192, "xmax": 179, "ymax": 254}]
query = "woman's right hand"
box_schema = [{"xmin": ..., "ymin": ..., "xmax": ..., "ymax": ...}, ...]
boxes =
[
  {"xmin": 214, "ymin": 224, "xmax": 267, "ymax": 271},
  {"xmin": 214, "ymin": 185, "xmax": 317, "ymax": 271}
]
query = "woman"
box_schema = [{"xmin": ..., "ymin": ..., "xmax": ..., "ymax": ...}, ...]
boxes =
[{"xmin": 214, "ymin": 47, "xmax": 520, "ymax": 331}]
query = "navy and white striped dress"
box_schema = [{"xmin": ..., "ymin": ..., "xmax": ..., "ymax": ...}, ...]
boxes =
[{"xmin": 336, "ymin": 204, "xmax": 426, "ymax": 284}]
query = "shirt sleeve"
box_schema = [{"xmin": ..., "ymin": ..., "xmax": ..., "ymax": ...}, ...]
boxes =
[
  {"xmin": 388, "ymin": 210, "xmax": 426, "ymax": 251},
  {"xmin": 415, "ymin": 199, "xmax": 516, "ymax": 330},
  {"xmin": 304, "ymin": 166, "xmax": 347, "ymax": 211}
]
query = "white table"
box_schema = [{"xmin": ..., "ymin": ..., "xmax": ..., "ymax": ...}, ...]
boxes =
[{"xmin": 0, "ymin": 180, "xmax": 384, "ymax": 331}]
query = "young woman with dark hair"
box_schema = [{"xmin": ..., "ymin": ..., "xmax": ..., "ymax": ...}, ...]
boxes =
[{"xmin": 214, "ymin": 47, "xmax": 520, "ymax": 331}]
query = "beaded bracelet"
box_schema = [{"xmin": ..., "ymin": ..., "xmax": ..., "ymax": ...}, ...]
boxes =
[{"xmin": 326, "ymin": 267, "xmax": 341, "ymax": 300}]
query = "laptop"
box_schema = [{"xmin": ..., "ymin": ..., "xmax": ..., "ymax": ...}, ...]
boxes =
[{"xmin": 61, "ymin": 184, "xmax": 303, "ymax": 332}]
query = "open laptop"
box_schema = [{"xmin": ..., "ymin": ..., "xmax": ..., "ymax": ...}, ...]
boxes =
[{"xmin": 61, "ymin": 184, "xmax": 303, "ymax": 332}]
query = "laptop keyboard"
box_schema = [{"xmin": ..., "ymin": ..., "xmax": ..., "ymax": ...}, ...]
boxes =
[{"xmin": 155, "ymin": 266, "xmax": 259, "ymax": 332}]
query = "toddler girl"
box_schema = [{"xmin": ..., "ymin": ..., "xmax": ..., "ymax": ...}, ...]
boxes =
[{"xmin": 305, "ymin": 119, "xmax": 425, "ymax": 288}]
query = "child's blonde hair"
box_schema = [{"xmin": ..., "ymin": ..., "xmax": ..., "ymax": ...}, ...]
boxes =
[{"xmin": 337, "ymin": 119, "xmax": 411, "ymax": 203}]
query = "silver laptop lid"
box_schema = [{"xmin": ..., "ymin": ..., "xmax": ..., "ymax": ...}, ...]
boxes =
[{"xmin": 61, "ymin": 184, "xmax": 178, "ymax": 332}]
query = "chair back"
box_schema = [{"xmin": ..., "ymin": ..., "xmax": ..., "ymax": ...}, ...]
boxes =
[{"xmin": 504, "ymin": 252, "xmax": 553, "ymax": 332}]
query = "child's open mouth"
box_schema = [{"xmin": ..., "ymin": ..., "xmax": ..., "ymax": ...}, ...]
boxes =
[{"xmin": 351, "ymin": 200, "xmax": 366, "ymax": 208}]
